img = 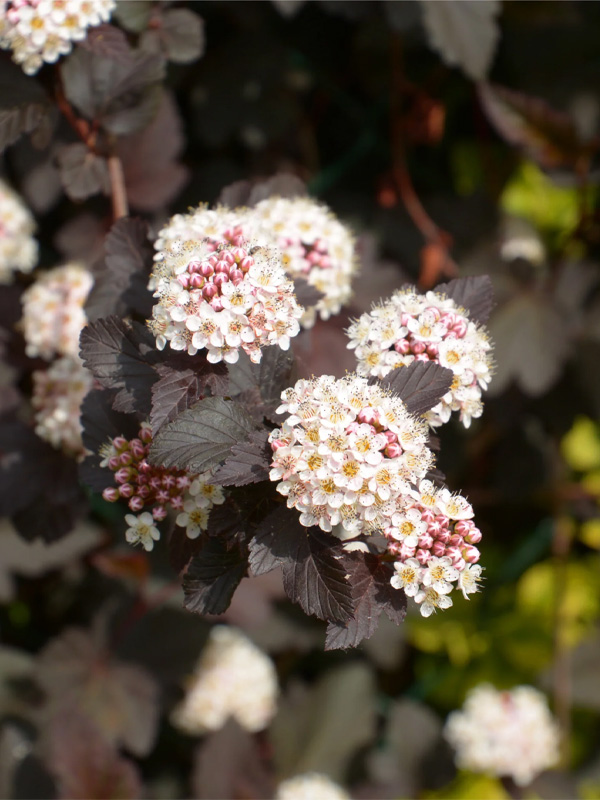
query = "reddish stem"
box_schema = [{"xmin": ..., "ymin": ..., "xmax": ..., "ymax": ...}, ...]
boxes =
[{"xmin": 107, "ymin": 154, "xmax": 129, "ymax": 220}]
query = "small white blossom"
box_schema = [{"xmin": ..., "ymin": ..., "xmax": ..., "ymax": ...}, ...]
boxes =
[
  {"xmin": 170, "ymin": 626, "xmax": 278, "ymax": 734},
  {"xmin": 124, "ymin": 512, "xmax": 161, "ymax": 552},
  {"xmin": 444, "ymin": 684, "xmax": 560, "ymax": 786},
  {"xmin": 0, "ymin": 179, "xmax": 37, "ymax": 282},
  {"xmin": 276, "ymin": 773, "xmax": 350, "ymax": 800},
  {"xmin": 0, "ymin": 0, "xmax": 116, "ymax": 75}
]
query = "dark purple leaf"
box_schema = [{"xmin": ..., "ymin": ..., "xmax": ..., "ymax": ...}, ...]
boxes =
[
  {"xmin": 182, "ymin": 537, "xmax": 248, "ymax": 615},
  {"xmin": 0, "ymin": 59, "xmax": 52, "ymax": 153},
  {"xmin": 478, "ymin": 83, "xmax": 588, "ymax": 169},
  {"xmin": 325, "ymin": 553, "xmax": 406, "ymax": 650},
  {"xmin": 250, "ymin": 509, "xmax": 353, "ymax": 623},
  {"xmin": 80, "ymin": 24, "xmax": 133, "ymax": 63},
  {"xmin": 61, "ymin": 47, "xmax": 165, "ymax": 135},
  {"xmin": 56, "ymin": 143, "xmax": 110, "ymax": 201},
  {"xmin": 150, "ymin": 358, "xmax": 227, "ymax": 435},
  {"xmin": 79, "ymin": 317, "xmax": 161, "ymax": 417},
  {"xmin": 436, "ymin": 275, "xmax": 495, "ymax": 325},
  {"xmin": 293, "ymin": 277, "xmax": 324, "ymax": 309},
  {"xmin": 227, "ymin": 346, "xmax": 297, "ymax": 420},
  {"xmin": 44, "ymin": 710, "xmax": 142, "ymax": 800},
  {"xmin": 217, "ymin": 173, "xmax": 307, "ymax": 208},
  {"xmin": 117, "ymin": 92, "xmax": 189, "ymax": 213},
  {"xmin": 192, "ymin": 720, "xmax": 273, "ymax": 800},
  {"xmin": 149, "ymin": 397, "xmax": 256, "ymax": 473},
  {"xmin": 113, "ymin": 1, "xmax": 152, "ymax": 32},
  {"xmin": 168, "ymin": 525, "xmax": 203, "ymax": 574},
  {"xmin": 141, "ymin": 8, "xmax": 205, "ymax": 65},
  {"xmin": 86, "ymin": 218, "xmax": 154, "ymax": 323},
  {"xmin": 212, "ymin": 430, "xmax": 271, "ymax": 487},
  {"xmin": 379, "ymin": 361, "xmax": 453, "ymax": 415}
]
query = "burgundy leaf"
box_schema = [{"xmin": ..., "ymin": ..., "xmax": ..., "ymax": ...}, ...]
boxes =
[
  {"xmin": 182, "ymin": 537, "xmax": 248, "ymax": 615},
  {"xmin": 0, "ymin": 59, "xmax": 52, "ymax": 153},
  {"xmin": 227, "ymin": 346, "xmax": 297, "ymax": 420},
  {"xmin": 149, "ymin": 397, "xmax": 257, "ymax": 473},
  {"xmin": 478, "ymin": 82, "xmax": 588, "ymax": 170},
  {"xmin": 80, "ymin": 24, "xmax": 133, "ymax": 63},
  {"xmin": 212, "ymin": 430, "xmax": 271, "ymax": 487},
  {"xmin": 293, "ymin": 277, "xmax": 325, "ymax": 309},
  {"xmin": 56, "ymin": 143, "xmax": 110, "ymax": 201},
  {"xmin": 436, "ymin": 275, "xmax": 495, "ymax": 325},
  {"xmin": 379, "ymin": 361, "xmax": 453, "ymax": 415}
]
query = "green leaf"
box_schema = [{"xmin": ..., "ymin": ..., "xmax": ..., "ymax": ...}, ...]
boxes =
[{"xmin": 149, "ymin": 397, "xmax": 257, "ymax": 473}]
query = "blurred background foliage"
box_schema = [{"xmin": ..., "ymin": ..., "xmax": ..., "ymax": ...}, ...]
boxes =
[{"xmin": 3, "ymin": 1, "xmax": 600, "ymax": 798}]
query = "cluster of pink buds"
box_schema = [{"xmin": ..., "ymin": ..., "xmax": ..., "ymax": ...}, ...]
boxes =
[
  {"xmin": 99, "ymin": 424, "xmax": 224, "ymax": 549},
  {"xmin": 347, "ymin": 287, "xmax": 493, "ymax": 428},
  {"xmin": 0, "ymin": 0, "xmax": 116, "ymax": 75},
  {"xmin": 148, "ymin": 235, "xmax": 303, "ymax": 363}
]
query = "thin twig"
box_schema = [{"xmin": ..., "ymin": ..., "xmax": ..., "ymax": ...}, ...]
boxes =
[{"xmin": 107, "ymin": 154, "xmax": 129, "ymax": 220}]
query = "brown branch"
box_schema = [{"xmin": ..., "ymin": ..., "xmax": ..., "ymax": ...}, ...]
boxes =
[
  {"xmin": 107, "ymin": 154, "xmax": 129, "ymax": 220},
  {"xmin": 54, "ymin": 74, "xmax": 96, "ymax": 150}
]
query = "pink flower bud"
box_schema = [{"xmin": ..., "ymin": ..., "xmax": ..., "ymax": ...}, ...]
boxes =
[
  {"xmin": 239, "ymin": 256, "xmax": 253, "ymax": 272},
  {"xmin": 387, "ymin": 541, "xmax": 401, "ymax": 556},
  {"xmin": 400, "ymin": 313, "xmax": 411, "ymax": 327},
  {"xmin": 449, "ymin": 533, "xmax": 464, "ymax": 547},
  {"xmin": 138, "ymin": 459, "xmax": 152, "ymax": 473},
  {"xmin": 139, "ymin": 427, "xmax": 153, "ymax": 444},
  {"xmin": 177, "ymin": 274, "xmax": 190, "ymax": 288},
  {"xmin": 453, "ymin": 318, "xmax": 468, "ymax": 338},
  {"xmin": 427, "ymin": 345, "xmax": 439, "ymax": 358},
  {"xmin": 271, "ymin": 438, "xmax": 287, "ymax": 451},
  {"xmin": 130, "ymin": 439, "xmax": 146, "ymax": 459},
  {"xmin": 435, "ymin": 529, "xmax": 451, "ymax": 544},
  {"xmin": 232, "ymin": 247, "xmax": 247, "ymax": 263},
  {"xmin": 113, "ymin": 436, "xmax": 128, "ymax": 451},
  {"xmin": 119, "ymin": 452, "xmax": 133, "ymax": 467},
  {"xmin": 170, "ymin": 495, "xmax": 184, "ymax": 510},
  {"xmin": 119, "ymin": 483, "xmax": 134, "ymax": 498},
  {"xmin": 453, "ymin": 556, "xmax": 467, "ymax": 571},
  {"xmin": 462, "ymin": 544, "xmax": 480, "ymax": 563},
  {"xmin": 345, "ymin": 422, "xmax": 360, "ymax": 434},
  {"xmin": 435, "ymin": 514, "xmax": 449, "ymax": 529},
  {"xmin": 425, "ymin": 306, "xmax": 441, "ymax": 321},
  {"xmin": 128, "ymin": 495, "xmax": 145, "ymax": 512},
  {"xmin": 214, "ymin": 260, "xmax": 230, "ymax": 274},
  {"xmin": 203, "ymin": 284, "xmax": 217, "ymax": 300},
  {"xmin": 177, "ymin": 475, "xmax": 191, "ymax": 489},
  {"xmin": 102, "ymin": 487, "xmax": 119, "ymax": 503},
  {"xmin": 153, "ymin": 505, "xmax": 167, "ymax": 521},
  {"xmin": 415, "ymin": 353, "xmax": 429, "ymax": 362},
  {"xmin": 108, "ymin": 456, "xmax": 121, "ymax": 471},
  {"xmin": 319, "ymin": 256, "xmax": 332, "ymax": 269},
  {"xmin": 465, "ymin": 527, "xmax": 482, "ymax": 544},
  {"xmin": 156, "ymin": 489, "xmax": 170, "ymax": 504},
  {"xmin": 428, "ymin": 519, "xmax": 443, "ymax": 537},
  {"xmin": 412, "ymin": 341, "xmax": 426, "ymax": 355},
  {"xmin": 230, "ymin": 269, "xmax": 244, "ymax": 284},
  {"xmin": 188, "ymin": 260, "xmax": 202, "ymax": 273},
  {"xmin": 384, "ymin": 430, "xmax": 398, "ymax": 444},
  {"xmin": 200, "ymin": 263, "xmax": 214, "ymax": 278},
  {"xmin": 418, "ymin": 532, "xmax": 434, "ymax": 549},
  {"xmin": 440, "ymin": 312, "xmax": 455, "ymax": 327},
  {"xmin": 399, "ymin": 543, "xmax": 417, "ymax": 560},
  {"xmin": 149, "ymin": 476, "xmax": 162, "ymax": 490},
  {"xmin": 222, "ymin": 250, "xmax": 236, "ymax": 265},
  {"xmin": 189, "ymin": 274, "xmax": 205, "ymax": 289},
  {"xmin": 115, "ymin": 467, "xmax": 132, "ymax": 484},
  {"xmin": 431, "ymin": 540, "xmax": 447, "ymax": 557},
  {"xmin": 138, "ymin": 485, "xmax": 151, "ymax": 499},
  {"xmin": 394, "ymin": 339, "xmax": 411, "ymax": 354},
  {"xmin": 208, "ymin": 254, "xmax": 219, "ymax": 267},
  {"xmin": 416, "ymin": 548, "xmax": 431, "ymax": 565},
  {"xmin": 420, "ymin": 509, "xmax": 435, "ymax": 524},
  {"xmin": 358, "ymin": 408, "xmax": 377, "ymax": 425},
  {"xmin": 307, "ymin": 251, "xmax": 321, "ymax": 265},
  {"xmin": 385, "ymin": 442, "xmax": 403, "ymax": 458},
  {"xmin": 454, "ymin": 519, "xmax": 473, "ymax": 536},
  {"xmin": 213, "ymin": 273, "xmax": 229, "ymax": 288},
  {"xmin": 211, "ymin": 297, "xmax": 224, "ymax": 312}
]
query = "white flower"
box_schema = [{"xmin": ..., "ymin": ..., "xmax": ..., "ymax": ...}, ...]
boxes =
[
  {"xmin": 390, "ymin": 558, "xmax": 422, "ymax": 597},
  {"xmin": 458, "ymin": 563, "xmax": 482, "ymax": 598},
  {"xmin": 347, "ymin": 285, "xmax": 493, "ymax": 428},
  {"xmin": 276, "ymin": 773, "xmax": 350, "ymax": 800},
  {"xmin": 32, "ymin": 356, "xmax": 92, "ymax": 457},
  {"xmin": 0, "ymin": 0, "xmax": 116, "ymax": 74},
  {"xmin": 170, "ymin": 626, "xmax": 278, "ymax": 734},
  {"xmin": 21, "ymin": 262, "xmax": 93, "ymax": 359},
  {"xmin": 0, "ymin": 179, "xmax": 38, "ymax": 283},
  {"xmin": 124, "ymin": 512, "xmax": 160, "ymax": 552},
  {"xmin": 422, "ymin": 557, "xmax": 459, "ymax": 594},
  {"xmin": 414, "ymin": 586, "xmax": 453, "ymax": 617},
  {"xmin": 444, "ymin": 684, "xmax": 560, "ymax": 786}
]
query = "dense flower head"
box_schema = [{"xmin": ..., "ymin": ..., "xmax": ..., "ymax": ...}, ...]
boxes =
[
  {"xmin": 0, "ymin": 0, "xmax": 115, "ymax": 75},
  {"xmin": 149, "ymin": 226, "xmax": 303, "ymax": 363},
  {"xmin": 245, "ymin": 196, "xmax": 358, "ymax": 328},
  {"xmin": 347, "ymin": 287, "xmax": 493, "ymax": 428},
  {"xmin": 275, "ymin": 773, "xmax": 350, "ymax": 800},
  {"xmin": 99, "ymin": 423, "xmax": 224, "ymax": 548},
  {"xmin": 32, "ymin": 356, "xmax": 92, "ymax": 457},
  {"xmin": 170, "ymin": 626, "xmax": 278, "ymax": 734},
  {"xmin": 270, "ymin": 374, "xmax": 483, "ymax": 616},
  {"xmin": 0, "ymin": 178, "xmax": 38, "ymax": 283},
  {"xmin": 21, "ymin": 262, "xmax": 93, "ymax": 360},
  {"xmin": 444, "ymin": 684, "xmax": 560, "ymax": 786}
]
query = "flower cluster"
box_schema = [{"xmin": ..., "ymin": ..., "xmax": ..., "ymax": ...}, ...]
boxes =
[
  {"xmin": 0, "ymin": 179, "xmax": 38, "ymax": 283},
  {"xmin": 31, "ymin": 356, "xmax": 92, "ymax": 457},
  {"xmin": 170, "ymin": 626, "xmax": 278, "ymax": 734},
  {"xmin": 99, "ymin": 424, "xmax": 224, "ymax": 550},
  {"xmin": 270, "ymin": 375, "xmax": 482, "ymax": 616},
  {"xmin": 347, "ymin": 287, "xmax": 493, "ymax": 427},
  {"xmin": 246, "ymin": 196, "xmax": 357, "ymax": 328},
  {"xmin": 0, "ymin": 0, "xmax": 115, "ymax": 75},
  {"xmin": 148, "ymin": 231, "xmax": 303, "ymax": 363},
  {"xmin": 21, "ymin": 262, "xmax": 93, "ymax": 360},
  {"xmin": 444, "ymin": 684, "xmax": 560, "ymax": 786},
  {"xmin": 275, "ymin": 773, "xmax": 350, "ymax": 800}
]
